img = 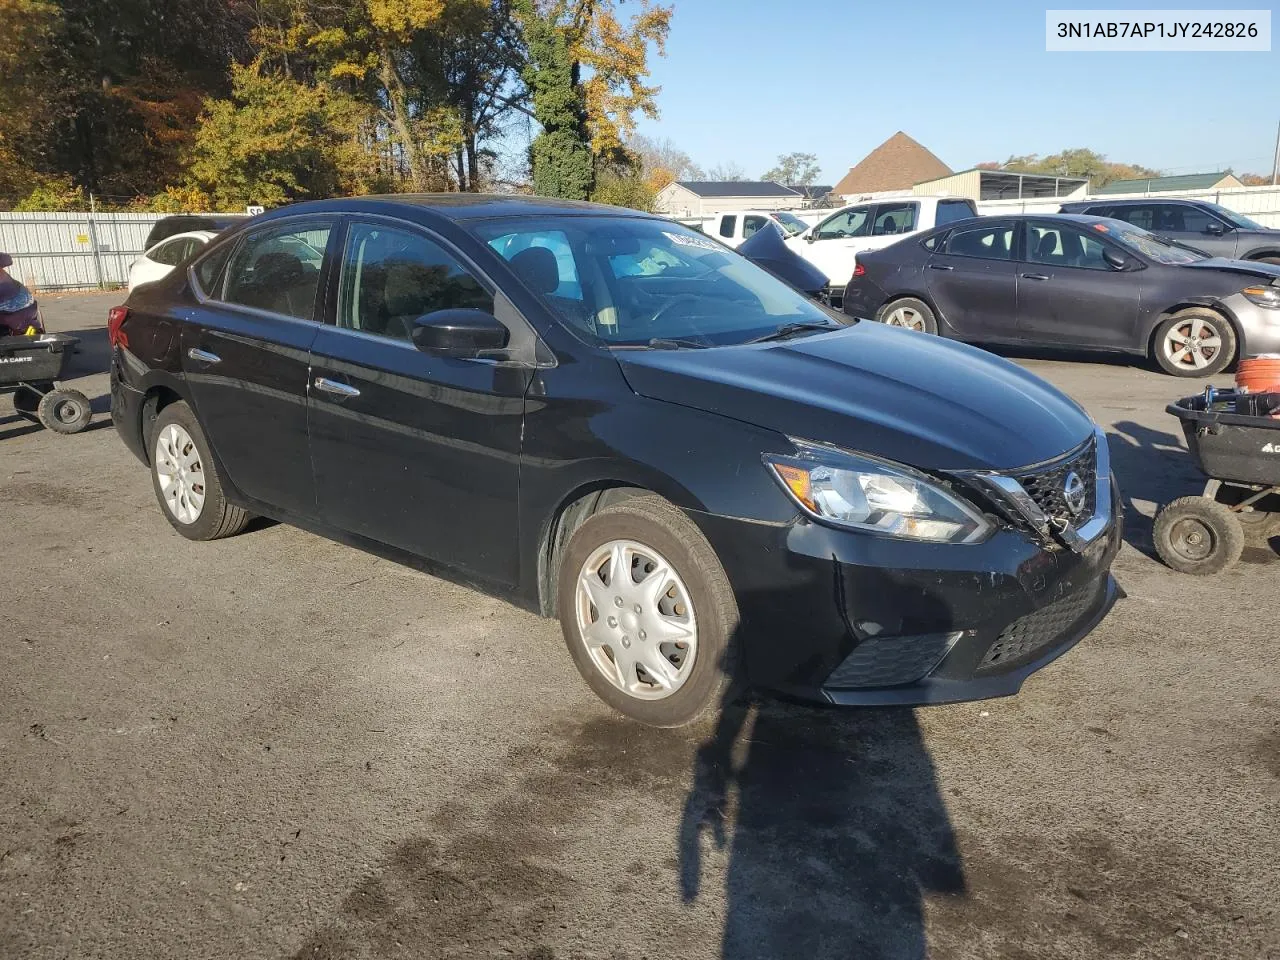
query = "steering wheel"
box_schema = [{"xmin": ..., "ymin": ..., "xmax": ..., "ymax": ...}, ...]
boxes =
[{"xmin": 649, "ymin": 294, "xmax": 705, "ymax": 327}]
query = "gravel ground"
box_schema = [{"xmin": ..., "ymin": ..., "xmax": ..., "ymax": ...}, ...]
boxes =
[{"xmin": 2, "ymin": 292, "xmax": 1277, "ymax": 960}]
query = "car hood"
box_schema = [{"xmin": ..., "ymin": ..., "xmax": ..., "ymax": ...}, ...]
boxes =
[
  {"xmin": 1182, "ymin": 257, "xmax": 1280, "ymax": 281},
  {"xmin": 615, "ymin": 322, "xmax": 1094, "ymax": 471}
]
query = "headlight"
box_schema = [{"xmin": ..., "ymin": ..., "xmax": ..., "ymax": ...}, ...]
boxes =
[
  {"xmin": 765, "ymin": 439, "xmax": 994, "ymax": 544},
  {"xmin": 0, "ymin": 286, "xmax": 34, "ymax": 313},
  {"xmin": 1242, "ymin": 284, "xmax": 1280, "ymax": 309}
]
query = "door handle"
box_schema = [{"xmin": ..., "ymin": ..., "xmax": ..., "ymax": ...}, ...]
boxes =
[
  {"xmin": 928, "ymin": 264, "xmax": 954, "ymax": 271},
  {"xmin": 1021, "ymin": 273, "xmax": 1050, "ymax": 281},
  {"xmin": 187, "ymin": 348, "xmax": 221, "ymax": 364},
  {"xmin": 313, "ymin": 377, "xmax": 361, "ymax": 399}
]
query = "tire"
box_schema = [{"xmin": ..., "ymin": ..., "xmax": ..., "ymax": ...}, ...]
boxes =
[
  {"xmin": 37, "ymin": 389, "xmax": 92, "ymax": 434},
  {"xmin": 149, "ymin": 401, "xmax": 251, "ymax": 541},
  {"xmin": 1153, "ymin": 496, "xmax": 1245, "ymax": 575},
  {"xmin": 556, "ymin": 494, "xmax": 740, "ymax": 727},
  {"xmin": 1152, "ymin": 309, "xmax": 1236, "ymax": 378},
  {"xmin": 12, "ymin": 384, "xmax": 41, "ymax": 421},
  {"xmin": 876, "ymin": 297, "xmax": 938, "ymax": 335}
]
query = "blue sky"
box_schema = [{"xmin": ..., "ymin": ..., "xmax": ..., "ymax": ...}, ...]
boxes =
[{"xmin": 632, "ymin": 0, "xmax": 1280, "ymax": 182}]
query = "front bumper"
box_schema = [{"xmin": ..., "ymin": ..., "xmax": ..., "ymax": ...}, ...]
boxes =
[
  {"xmin": 688, "ymin": 478, "xmax": 1122, "ymax": 707},
  {"xmin": 1226, "ymin": 292, "xmax": 1280, "ymax": 357}
]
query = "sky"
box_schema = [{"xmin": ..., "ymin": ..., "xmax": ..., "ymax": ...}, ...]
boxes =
[{"xmin": 631, "ymin": 0, "xmax": 1280, "ymax": 184}]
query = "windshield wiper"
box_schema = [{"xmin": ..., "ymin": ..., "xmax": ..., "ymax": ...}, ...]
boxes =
[
  {"xmin": 647, "ymin": 337, "xmax": 711, "ymax": 350},
  {"xmin": 745, "ymin": 320, "xmax": 842, "ymax": 344}
]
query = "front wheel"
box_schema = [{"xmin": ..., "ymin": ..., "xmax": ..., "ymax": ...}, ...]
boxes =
[
  {"xmin": 557, "ymin": 495, "xmax": 740, "ymax": 727},
  {"xmin": 149, "ymin": 401, "xmax": 251, "ymax": 541},
  {"xmin": 876, "ymin": 297, "xmax": 938, "ymax": 335},
  {"xmin": 1153, "ymin": 496, "xmax": 1244, "ymax": 575},
  {"xmin": 1152, "ymin": 309, "xmax": 1236, "ymax": 377}
]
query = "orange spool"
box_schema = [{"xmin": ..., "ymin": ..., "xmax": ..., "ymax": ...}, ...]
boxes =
[{"xmin": 1236, "ymin": 355, "xmax": 1280, "ymax": 394}]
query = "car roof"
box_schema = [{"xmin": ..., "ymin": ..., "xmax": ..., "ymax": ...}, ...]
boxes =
[
  {"xmin": 1068, "ymin": 197, "xmax": 1205, "ymax": 208},
  {"xmin": 253, "ymin": 194, "xmax": 663, "ymax": 224}
]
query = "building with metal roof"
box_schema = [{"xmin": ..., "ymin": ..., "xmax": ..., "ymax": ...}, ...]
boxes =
[{"xmin": 1092, "ymin": 171, "xmax": 1244, "ymax": 195}]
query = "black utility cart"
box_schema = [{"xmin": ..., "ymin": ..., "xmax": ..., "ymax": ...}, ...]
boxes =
[
  {"xmin": 1155, "ymin": 387, "xmax": 1280, "ymax": 574},
  {"xmin": 0, "ymin": 334, "xmax": 92, "ymax": 434}
]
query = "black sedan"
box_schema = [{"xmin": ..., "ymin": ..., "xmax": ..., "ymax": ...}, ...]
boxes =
[
  {"xmin": 843, "ymin": 214, "xmax": 1280, "ymax": 377},
  {"xmin": 109, "ymin": 196, "xmax": 1120, "ymax": 726}
]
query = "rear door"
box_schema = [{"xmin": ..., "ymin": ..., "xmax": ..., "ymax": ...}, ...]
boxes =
[
  {"xmin": 923, "ymin": 220, "xmax": 1019, "ymax": 339},
  {"xmin": 181, "ymin": 217, "xmax": 335, "ymax": 517},
  {"xmin": 307, "ymin": 217, "xmax": 529, "ymax": 585},
  {"xmin": 1015, "ymin": 220, "xmax": 1141, "ymax": 349}
]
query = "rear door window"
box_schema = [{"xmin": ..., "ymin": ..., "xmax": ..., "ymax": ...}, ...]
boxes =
[
  {"xmin": 1106, "ymin": 205, "xmax": 1156, "ymax": 231},
  {"xmin": 872, "ymin": 203, "xmax": 918, "ymax": 236},
  {"xmin": 222, "ymin": 221, "xmax": 333, "ymax": 320},
  {"xmin": 742, "ymin": 215, "xmax": 769, "ymax": 239},
  {"xmin": 941, "ymin": 224, "xmax": 1014, "ymax": 260}
]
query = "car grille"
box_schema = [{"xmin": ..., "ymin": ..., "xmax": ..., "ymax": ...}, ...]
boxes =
[
  {"xmin": 825, "ymin": 631, "xmax": 961, "ymax": 689},
  {"xmin": 978, "ymin": 579, "xmax": 1104, "ymax": 673},
  {"xmin": 1006, "ymin": 439, "xmax": 1097, "ymax": 528}
]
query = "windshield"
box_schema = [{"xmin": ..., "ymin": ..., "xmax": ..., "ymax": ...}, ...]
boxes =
[
  {"xmin": 770, "ymin": 211, "xmax": 808, "ymax": 236},
  {"xmin": 1202, "ymin": 202, "xmax": 1265, "ymax": 230},
  {"xmin": 475, "ymin": 216, "xmax": 835, "ymax": 347},
  {"xmin": 1096, "ymin": 220, "xmax": 1206, "ymax": 265}
]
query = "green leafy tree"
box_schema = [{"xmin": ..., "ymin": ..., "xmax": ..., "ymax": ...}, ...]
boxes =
[
  {"xmin": 761, "ymin": 151, "xmax": 820, "ymax": 187},
  {"xmin": 993, "ymin": 148, "xmax": 1159, "ymax": 189},
  {"xmin": 518, "ymin": 0, "xmax": 593, "ymax": 198}
]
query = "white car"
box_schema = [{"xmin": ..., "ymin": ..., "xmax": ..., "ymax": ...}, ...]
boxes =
[
  {"xmin": 701, "ymin": 210, "xmax": 812, "ymax": 248},
  {"xmin": 128, "ymin": 230, "xmax": 217, "ymax": 291},
  {"xmin": 786, "ymin": 196, "xmax": 977, "ymax": 303}
]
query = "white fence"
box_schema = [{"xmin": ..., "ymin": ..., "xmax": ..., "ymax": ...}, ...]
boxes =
[
  {"xmin": 976, "ymin": 182, "xmax": 1280, "ymax": 226},
  {"xmin": 0, "ymin": 212, "xmax": 169, "ymax": 291}
]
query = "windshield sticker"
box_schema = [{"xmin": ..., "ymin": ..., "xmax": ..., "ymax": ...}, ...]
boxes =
[{"xmin": 664, "ymin": 231, "xmax": 722, "ymax": 251}]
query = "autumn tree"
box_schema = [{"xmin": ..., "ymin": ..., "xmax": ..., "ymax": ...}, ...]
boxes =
[
  {"xmin": 992, "ymin": 148, "xmax": 1159, "ymax": 188},
  {"xmin": 628, "ymin": 133, "xmax": 701, "ymax": 191},
  {"xmin": 704, "ymin": 161, "xmax": 746, "ymax": 181},
  {"xmin": 761, "ymin": 151, "xmax": 820, "ymax": 187}
]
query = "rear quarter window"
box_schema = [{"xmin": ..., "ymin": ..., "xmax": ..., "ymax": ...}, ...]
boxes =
[{"xmin": 192, "ymin": 242, "xmax": 234, "ymax": 298}]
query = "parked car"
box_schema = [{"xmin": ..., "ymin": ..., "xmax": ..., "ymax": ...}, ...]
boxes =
[
  {"xmin": 0, "ymin": 252, "xmax": 42, "ymax": 336},
  {"xmin": 143, "ymin": 214, "xmax": 246, "ymax": 251},
  {"xmin": 109, "ymin": 196, "xmax": 1120, "ymax": 726},
  {"xmin": 128, "ymin": 231, "xmax": 217, "ymax": 291},
  {"xmin": 787, "ymin": 195, "xmax": 978, "ymax": 305},
  {"xmin": 1060, "ymin": 198, "xmax": 1280, "ymax": 263},
  {"xmin": 843, "ymin": 213, "xmax": 1280, "ymax": 377},
  {"xmin": 699, "ymin": 209, "xmax": 811, "ymax": 248}
]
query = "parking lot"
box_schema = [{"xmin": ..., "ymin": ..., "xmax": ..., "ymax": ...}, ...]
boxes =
[{"xmin": 2, "ymin": 292, "xmax": 1277, "ymax": 960}]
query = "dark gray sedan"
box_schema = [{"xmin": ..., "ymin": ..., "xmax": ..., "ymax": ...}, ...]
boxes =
[{"xmin": 842, "ymin": 214, "xmax": 1280, "ymax": 377}]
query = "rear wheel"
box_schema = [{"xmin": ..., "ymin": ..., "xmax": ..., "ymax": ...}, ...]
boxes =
[
  {"xmin": 149, "ymin": 401, "xmax": 250, "ymax": 541},
  {"xmin": 875, "ymin": 297, "xmax": 938, "ymax": 335},
  {"xmin": 557, "ymin": 495, "xmax": 740, "ymax": 727},
  {"xmin": 1153, "ymin": 496, "xmax": 1244, "ymax": 575},
  {"xmin": 1152, "ymin": 309, "xmax": 1235, "ymax": 377}
]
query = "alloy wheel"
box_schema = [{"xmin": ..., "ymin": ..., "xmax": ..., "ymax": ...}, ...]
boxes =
[
  {"xmin": 1162, "ymin": 317, "xmax": 1222, "ymax": 371},
  {"xmin": 885, "ymin": 306, "xmax": 926, "ymax": 331},
  {"xmin": 154, "ymin": 423, "xmax": 207, "ymax": 524},
  {"xmin": 574, "ymin": 539, "xmax": 697, "ymax": 700}
]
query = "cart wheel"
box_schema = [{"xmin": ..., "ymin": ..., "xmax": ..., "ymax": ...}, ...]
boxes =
[
  {"xmin": 1204, "ymin": 479, "xmax": 1280, "ymax": 542},
  {"xmin": 37, "ymin": 389, "xmax": 92, "ymax": 435},
  {"xmin": 12, "ymin": 385, "xmax": 42, "ymax": 421},
  {"xmin": 1153, "ymin": 496, "xmax": 1245, "ymax": 575}
]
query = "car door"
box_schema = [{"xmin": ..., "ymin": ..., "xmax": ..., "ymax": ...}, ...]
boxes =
[
  {"xmin": 1156, "ymin": 203, "xmax": 1239, "ymax": 258},
  {"xmin": 1015, "ymin": 221, "xmax": 1141, "ymax": 349},
  {"xmin": 181, "ymin": 217, "xmax": 335, "ymax": 517},
  {"xmin": 923, "ymin": 220, "xmax": 1019, "ymax": 339},
  {"xmin": 791, "ymin": 205, "xmax": 873, "ymax": 286},
  {"xmin": 306, "ymin": 217, "xmax": 529, "ymax": 585}
]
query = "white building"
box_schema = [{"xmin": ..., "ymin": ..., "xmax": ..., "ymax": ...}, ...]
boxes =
[{"xmin": 653, "ymin": 181, "xmax": 804, "ymax": 218}]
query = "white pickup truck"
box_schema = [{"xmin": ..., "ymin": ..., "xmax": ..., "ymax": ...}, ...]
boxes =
[
  {"xmin": 698, "ymin": 209, "xmax": 813, "ymax": 248},
  {"xmin": 786, "ymin": 195, "xmax": 977, "ymax": 304}
]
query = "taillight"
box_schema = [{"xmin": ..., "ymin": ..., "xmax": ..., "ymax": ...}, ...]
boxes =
[
  {"xmin": 107, "ymin": 306, "xmax": 129, "ymax": 349},
  {"xmin": 851, "ymin": 263, "xmax": 866, "ymax": 279}
]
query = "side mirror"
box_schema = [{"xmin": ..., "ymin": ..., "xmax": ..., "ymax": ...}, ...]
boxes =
[
  {"xmin": 411, "ymin": 308, "xmax": 508, "ymax": 358},
  {"xmin": 1204, "ymin": 221, "xmax": 1227, "ymax": 236},
  {"xmin": 805, "ymin": 233, "xmax": 817, "ymax": 243},
  {"xmin": 1102, "ymin": 248, "xmax": 1130, "ymax": 270},
  {"xmin": 0, "ymin": 253, "xmax": 12, "ymax": 269}
]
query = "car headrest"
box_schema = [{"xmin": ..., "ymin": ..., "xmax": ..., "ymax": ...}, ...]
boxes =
[
  {"xmin": 1035, "ymin": 232, "xmax": 1058, "ymax": 259},
  {"xmin": 254, "ymin": 252, "xmax": 305, "ymax": 286},
  {"xmin": 510, "ymin": 247, "xmax": 559, "ymax": 295}
]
